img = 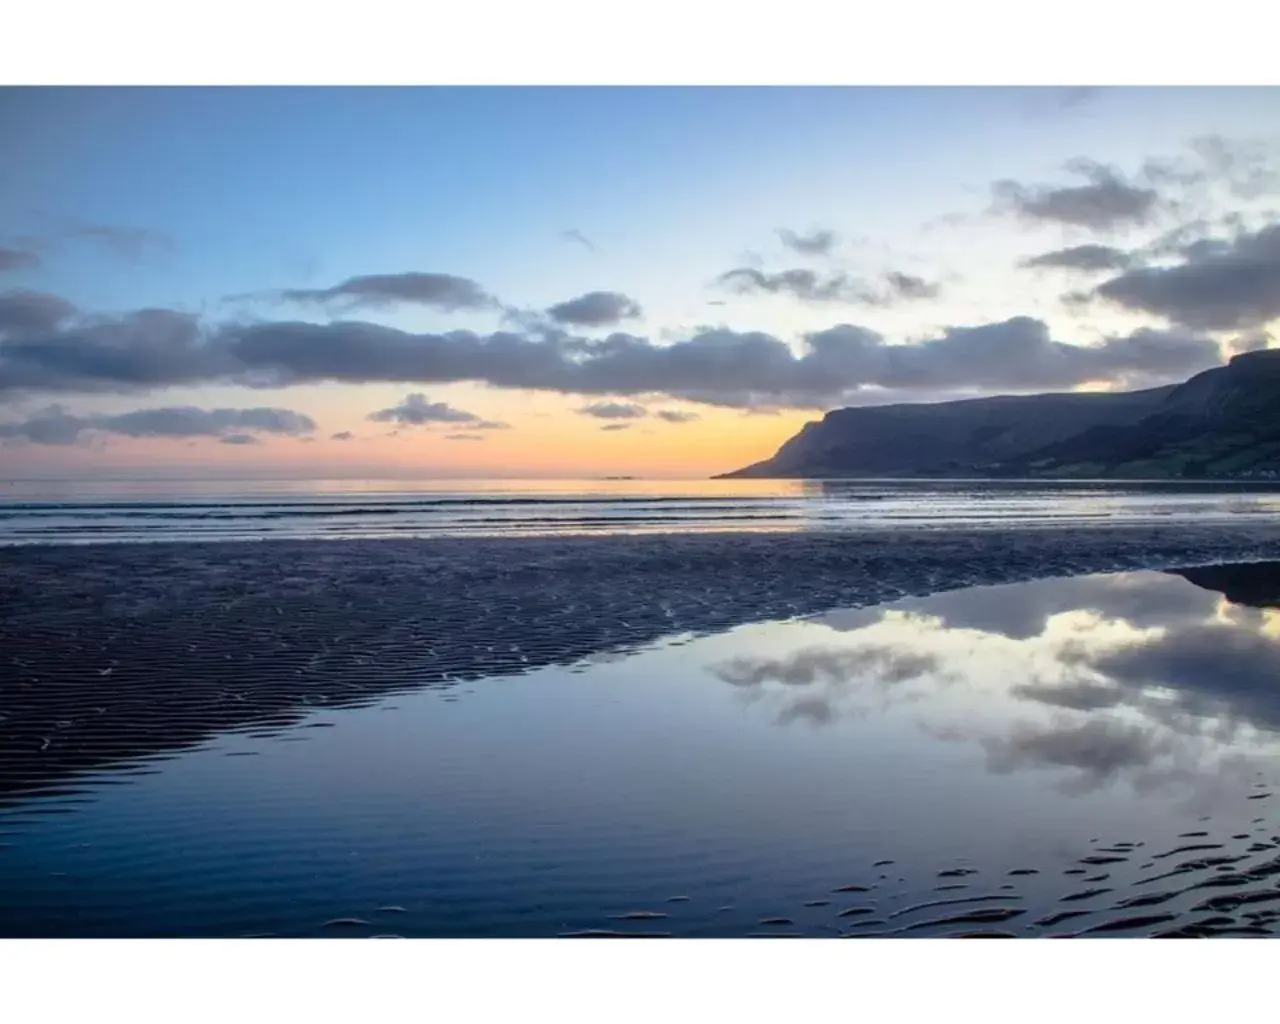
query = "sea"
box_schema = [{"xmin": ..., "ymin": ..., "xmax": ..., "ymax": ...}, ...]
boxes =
[
  {"xmin": 3, "ymin": 476, "xmax": 1280, "ymax": 545},
  {"xmin": 5, "ymin": 478, "xmax": 1280, "ymax": 938}
]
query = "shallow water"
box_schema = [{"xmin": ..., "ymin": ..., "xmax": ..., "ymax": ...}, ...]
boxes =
[
  {"xmin": 3, "ymin": 477, "xmax": 1279, "ymax": 544},
  {"xmin": 3, "ymin": 559, "xmax": 1280, "ymax": 937}
]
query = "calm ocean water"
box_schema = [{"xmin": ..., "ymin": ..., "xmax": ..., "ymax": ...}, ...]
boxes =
[{"xmin": 3, "ymin": 477, "xmax": 1280, "ymax": 544}]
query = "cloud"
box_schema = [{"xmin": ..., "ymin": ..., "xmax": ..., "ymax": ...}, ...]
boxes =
[
  {"xmin": 980, "ymin": 717, "xmax": 1173, "ymax": 790},
  {"xmin": 715, "ymin": 645, "xmax": 939, "ymax": 689},
  {"xmin": 655, "ymin": 410, "xmax": 700, "ymax": 423},
  {"xmin": 1090, "ymin": 222, "xmax": 1280, "ymax": 331},
  {"xmin": 889, "ymin": 571, "xmax": 1217, "ymax": 643},
  {"xmin": 993, "ymin": 160, "xmax": 1160, "ymax": 231},
  {"xmin": 717, "ymin": 267, "xmax": 940, "ymax": 306},
  {"xmin": 885, "ymin": 271, "xmax": 940, "ymax": 300},
  {"xmin": 600, "ymin": 423, "xmax": 631, "ymax": 432},
  {"xmin": 778, "ymin": 228, "xmax": 838, "ymax": 257},
  {"xmin": 0, "ymin": 247, "xmax": 41, "ymax": 273},
  {"xmin": 1020, "ymin": 244, "xmax": 1136, "ymax": 273},
  {"xmin": 577, "ymin": 401, "xmax": 648, "ymax": 420},
  {"xmin": 1089, "ymin": 619, "xmax": 1280, "ymax": 732},
  {"xmin": 66, "ymin": 222, "xmax": 174, "ymax": 260},
  {"xmin": 331, "ymin": 431, "xmax": 354, "ymax": 441},
  {"xmin": 0, "ymin": 404, "xmax": 315, "ymax": 445},
  {"xmin": 444, "ymin": 433, "xmax": 485, "ymax": 441},
  {"xmin": 2, "ymin": 220, "xmax": 173, "ymax": 267},
  {"xmin": 279, "ymin": 272, "xmax": 494, "ymax": 312},
  {"xmin": 367, "ymin": 392, "xmax": 485, "ymax": 426},
  {"xmin": 560, "ymin": 229, "xmax": 596, "ymax": 252},
  {"xmin": 1, "ymin": 297, "xmax": 1225, "ymax": 408},
  {"xmin": 1142, "ymin": 135, "xmax": 1280, "ymax": 203},
  {"xmin": 1010, "ymin": 679, "xmax": 1126, "ymax": 711},
  {"xmin": 546, "ymin": 291, "xmax": 643, "ymax": 327},
  {"xmin": 717, "ymin": 267, "xmax": 877, "ymax": 304},
  {"xmin": 0, "ymin": 305, "xmax": 226, "ymax": 395},
  {"xmin": 791, "ymin": 317, "xmax": 1217, "ymax": 395},
  {"xmin": 220, "ymin": 433, "xmax": 260, "ymax": 445},
  {"xmin": 712, "ymin": 644, "xmax": 942, "ymax": 727},
  {"xmin": 0, "ymin": 289, "xmax": 78, "ymax": 334}
]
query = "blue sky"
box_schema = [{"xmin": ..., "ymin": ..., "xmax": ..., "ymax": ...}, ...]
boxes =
[{"xmin": 2, "ymin": 86, "xmax": 1279, "ymax": 477}]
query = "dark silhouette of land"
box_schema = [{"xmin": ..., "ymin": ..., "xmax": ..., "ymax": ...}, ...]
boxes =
[{"xmin": 720, "ymin": 349, "xmax": 1280, "ymax": 480}]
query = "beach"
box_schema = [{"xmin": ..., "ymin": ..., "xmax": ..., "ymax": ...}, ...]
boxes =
[
  {"xmin": 6, "ymin": 521, "xmax": 1280, "ymax": 802},
  {"xmin": 5, "ymin": 523, "xmax": 1280, "ymax": 937}
]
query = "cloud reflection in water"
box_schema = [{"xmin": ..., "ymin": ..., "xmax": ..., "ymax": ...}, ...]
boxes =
[{"xmin": 709, "ymin": 563, "xmax": 1280, "ymax": 801}]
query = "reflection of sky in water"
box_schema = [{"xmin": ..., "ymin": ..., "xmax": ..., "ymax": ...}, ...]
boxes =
[
  {"xmin": 3, "ymin": 565, "xmax": 1280, "ymax": 936},
  {"xmin": 714, "ymin": 573, "xmax": 1280, "ymax": 808}
]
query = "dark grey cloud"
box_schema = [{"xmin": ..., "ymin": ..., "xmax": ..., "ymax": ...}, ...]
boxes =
[
  {"xmin": 885, "ymin": 271, "xmax": 940, "ymax": 300},
  {"xmin": 0, "ymin": 306, "xmax": 224, "ymax": 395},
  {"xmin": 795, "ymin": 318, "xmax": 1217, "ymax": 395},
  {"xmin": 0, "ymin": 247, "xmax": 41, "ymax": 273},
  {"xmin": 1, "ymin": 298, "xmax": 1225, "ymax": 409},
  {"xmin": 1010, "ymin": 679, "xmax": 1126, "ymax": 711},
  {"xmin": 717, "ymin": 267, "xmax": 878, "ymax": 304},
  {"xmin": 993, "ymin": 160, "xmax": 1159, "ymax": 231},
  {"xmin": 577, "ymin": 401, "xmax": 648, "ymax": 420},
  {"xmin": 105, "ymin": 405, "xmax": 313, "ymax": 438},
  {"xmin": 220, "ymin": 433, "xmax": 259, "ymax": 445},
  {"xmin": 1020, "ymin": 244, "xmax": 1135, "ymax": 273},
  {"xmin": 0, "ymin": 289, "xmax": 78, "ymax": 334},
  {"xmin": 0, "ymin": 404, "xmax": 315, "ymax": 445},
  {"xmin": 655, "ymin": 410, "xmax": 700, "ymax": 423},
  {"xmin": 1089, "ymin": 619, "xmax": 1280, "ymax": 732},
  {"xmin": 1091, "ymin": 222, "xmax": 1280, "ymax": 331},
  {"xmin": 599, "ymin": 423, "xmax": 631, "ymax": 432},
  {"xmin": 331, "ymin": 431, "xmax": 354, "ymax": 441},
  {"xmin": 367, "ymin": 392, "xmax": 484, "ymax": 426},
  {"xmin": 777, "ymin": 228, "xmax": 838, "ymax": 257},
  {"xmin": 279, "ymin": 272, "xmax": 494, "ymax": 312},
  {"xmin": 717, "ymin": 267, "xmax": 940, "ymax": 306},
  {"xmin": 546, "ymin": 291, "xmax": 642, "ymax": 327}
]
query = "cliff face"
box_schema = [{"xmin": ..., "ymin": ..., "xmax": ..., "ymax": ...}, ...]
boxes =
[{"xmin": 718, "ymin": 350, "xmax": 1280, "ymax": 480}]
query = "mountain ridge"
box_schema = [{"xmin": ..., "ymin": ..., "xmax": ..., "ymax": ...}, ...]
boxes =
[{"xmin": 717, "ymin": 349, "xmax": 1280, "ymax": 480}]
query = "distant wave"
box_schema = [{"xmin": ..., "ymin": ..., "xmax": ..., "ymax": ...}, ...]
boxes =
[{"xmin": 2, "ymin": 482, "xmax": 1278, "ymax": 545}]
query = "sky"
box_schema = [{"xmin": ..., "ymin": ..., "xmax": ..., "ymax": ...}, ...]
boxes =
[{"xmin": 1, "ymin": 85, "xmax": 1279, "ymax": 480}]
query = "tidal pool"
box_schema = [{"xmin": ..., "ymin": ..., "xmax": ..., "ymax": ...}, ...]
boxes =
[{"xmin": 2, "ymin": 562, "xmax": 1279, "ymax": 937}]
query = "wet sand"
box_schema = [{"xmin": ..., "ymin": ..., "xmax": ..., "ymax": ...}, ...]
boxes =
[
  {"xmin": 5, "ymin": 525, "xmax": 1280, "ymax": 938},
  {"xmin": 5, "ymin": 523, "xmax": 1280, "ymax": 805}
]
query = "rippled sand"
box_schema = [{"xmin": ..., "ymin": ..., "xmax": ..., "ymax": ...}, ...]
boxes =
[{"xmin": 562, "ymin": 821, "xmax": 1280, "ymax": 938}]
